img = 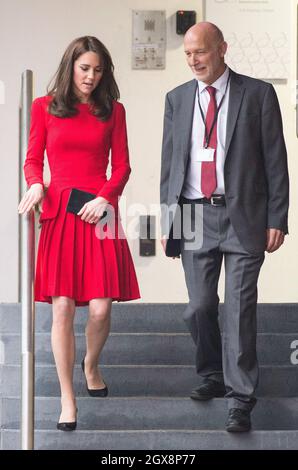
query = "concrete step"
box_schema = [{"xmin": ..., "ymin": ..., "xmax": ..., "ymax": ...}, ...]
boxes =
[
  {"xmin": 2, "ymin": 428, "xmax": 298, "ymax": 450},
  {"xmin": 1, "ymin": 364, "xmax": 298, "ymax": 398},
  {"xmin": 2, "ymin": 397, "xmax": 298, "ymax": 431},
  {"xmin": 1, "ymin": 303, "xmax": 298, "ymax": 334},
  {"xmin": 2, "ymin": 303, "xmax": 297, "ymax": 451},
  {"xmin": 1, "ymin": 332, "xmax": 297, "ymax": 366}
]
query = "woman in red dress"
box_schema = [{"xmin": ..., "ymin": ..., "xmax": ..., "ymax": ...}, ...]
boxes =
[{"xmin": 18, "ymin": 36, "xmax": 140, "ymax": 431}]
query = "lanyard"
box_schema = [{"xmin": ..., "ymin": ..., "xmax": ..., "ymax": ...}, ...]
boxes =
[{"xmin": 197, "ymin": 72, "xmax": 231, "ymax": 148}]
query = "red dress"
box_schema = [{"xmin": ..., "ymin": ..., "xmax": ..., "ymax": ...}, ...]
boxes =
[{"xmin": 24, "ymin": 96, "xmax": 140, "ymax": 305}]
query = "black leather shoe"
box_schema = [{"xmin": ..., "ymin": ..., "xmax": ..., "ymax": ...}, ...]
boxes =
[
  {"xmin": 226, "ymin": 408, "xmax": 251, "ymax": 432},
  {"xmin": 81, "ymin": 358, "xmax": 108, "ymax": 397},
  {"xmin": 57, "ymin": 408, "xmax": 78, "ymax": 431},
  {"xmin": 190, "ymin": 379, "xmax": 226, "ymax": 401}
]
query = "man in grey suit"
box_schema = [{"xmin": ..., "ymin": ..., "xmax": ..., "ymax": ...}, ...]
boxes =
[{"xmin": 160, "ymin": 22, "xmax": 289, "ymax": 432}]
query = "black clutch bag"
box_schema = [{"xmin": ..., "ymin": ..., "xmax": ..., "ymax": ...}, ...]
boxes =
[
  {"xmin": 66, "ymin": 188, "xmax": 108, "ymax": 223},
  {"xmin": 66, "ymin": 188, "xmax": 97, "ymax": 214}
]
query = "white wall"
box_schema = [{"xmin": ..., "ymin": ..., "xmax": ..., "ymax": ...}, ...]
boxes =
[{"xmin": 0, "ymin": 0, "xmax": 297, "ymax": 303}]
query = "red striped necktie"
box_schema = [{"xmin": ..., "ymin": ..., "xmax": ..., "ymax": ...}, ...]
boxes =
[{"xmin": 201, "ymin": 86, "xmax": 217, "ymax": 198}]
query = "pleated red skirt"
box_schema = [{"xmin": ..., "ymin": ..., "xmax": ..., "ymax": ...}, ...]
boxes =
[{"xmin": 34, "ymin": 189, "xmax": 140, "ymax": 306}]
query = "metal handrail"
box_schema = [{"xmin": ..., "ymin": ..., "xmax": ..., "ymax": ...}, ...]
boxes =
[{"xmin": 18, "ymin": 70, "xmax": 35, "ymax": 450}]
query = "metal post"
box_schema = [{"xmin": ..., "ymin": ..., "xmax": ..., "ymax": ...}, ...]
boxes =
[
  {"xmin": 19, "ymin": 70, "xmax": 35, "ymax": 450},
  {"xmin": 297, "ymin": 4, "xmax": 298, "ymax": 138}
]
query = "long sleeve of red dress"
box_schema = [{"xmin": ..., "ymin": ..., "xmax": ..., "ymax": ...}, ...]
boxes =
[
  {"xmin": 24, "ymin": 98, "xmax": 46, "ymax": 188},
  {"xmin": 96, "ymin": 103, "xmax": 131, "ymax": 203}
]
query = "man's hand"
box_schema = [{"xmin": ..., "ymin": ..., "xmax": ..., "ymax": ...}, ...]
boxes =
[
  {"xmin": 18, "ymin": 183, "xmax": 44, "ymax": 214},
  {"xmin": 78, "ymin": 196, "xmax": 109, "ymax": 224},
  {"xmin": 161, "ymin": 235, "xmax": 180, "ymax": 259},
  {"xmin": 266, "ymin": 228, "xmax": 285, "ymax": 253},
  {"xmin": 161, "ymin": 235, "xmax": 167, "ymax": 253}
]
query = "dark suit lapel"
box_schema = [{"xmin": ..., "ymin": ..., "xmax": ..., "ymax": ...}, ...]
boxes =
[
  {"xmin": 225, "ymin": 70, "xmax": 245, "ymax": 158},
  {"xmin": 181, "ymin": 79, "xmax": 197, "ymax": 167}
]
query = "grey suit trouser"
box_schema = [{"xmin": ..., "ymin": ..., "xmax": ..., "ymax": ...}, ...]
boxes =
[{"xmin": 180, "ymin": 201, "xmax": 265, "ymax": 411}]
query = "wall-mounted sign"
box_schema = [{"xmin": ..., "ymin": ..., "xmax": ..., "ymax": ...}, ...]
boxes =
[
  {"xmin": 204, "ymin": 0, "xmax": 290, "ymax": 79},
  {"xmin": 132, "ymin": 10, "xmax": 166, "ymax": 70}
]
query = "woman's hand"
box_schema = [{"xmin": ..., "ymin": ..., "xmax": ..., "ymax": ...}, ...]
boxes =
[
  {"xmin": 77, "ymin": 196, "xmax": 109, "ymax": 224},
  {"xmin": 18, "ymin": 183, "xmax": 44, "ymax": 214}
]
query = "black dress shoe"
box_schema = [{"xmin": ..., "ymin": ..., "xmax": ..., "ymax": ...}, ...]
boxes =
[
  {"xmin": 81, "ymin": 358, "xmax": 108, "ymax": 397},
  {"xmin": 57, "ymin": 408, "xmax": 78, "ymax": 431},
  {"xmin": 226, "ymin": 408, "xmax": 251, "ymax": 432},
  {"xmin": 190, "ymin": 379, "xmax": 226, "ymax": 401}
]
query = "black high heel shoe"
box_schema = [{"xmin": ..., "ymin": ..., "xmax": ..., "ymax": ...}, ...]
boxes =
[
  {"xmin": 57, "ymin": 407, "xmax": 78, "ymax": 431},
  {"xmin": 81, "ymin": 358, "xmax": 108, "ymax": 397}
]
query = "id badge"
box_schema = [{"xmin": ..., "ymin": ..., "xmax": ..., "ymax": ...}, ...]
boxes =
[{"xmin": 196, "ymin": 148, "xmax": 215, "ymax": 162}]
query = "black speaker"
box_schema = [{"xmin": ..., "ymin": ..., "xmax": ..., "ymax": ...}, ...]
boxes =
[
  {"xmin": 176, "ymin": 10, "xmax": 196, "ymax": 35},
  {"xmin": 139, "ymin": 215, "xmax": 156, "ymax": 257}
]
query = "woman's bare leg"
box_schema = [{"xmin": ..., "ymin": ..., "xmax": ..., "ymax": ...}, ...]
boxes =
[
  {"xmin": 84, "ymin": 298, "xmax": 112, "ymax": 388},
  {"xmin": 52, "ymin": 296, "xmax": 76, "ymax": 422}
]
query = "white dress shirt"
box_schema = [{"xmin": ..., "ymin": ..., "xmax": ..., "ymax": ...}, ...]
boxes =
[{"xmin": 182, "ymin": 66, "xmax": 230, "ymax": 199}]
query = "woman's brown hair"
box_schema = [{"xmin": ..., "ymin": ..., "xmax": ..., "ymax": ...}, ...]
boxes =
[{"xmin": 47, "ymin": 36, "xmax": 119, "ymax": 121}]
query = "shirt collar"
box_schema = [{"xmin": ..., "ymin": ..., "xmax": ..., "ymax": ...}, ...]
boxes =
[{"xmin": 197, "ymin": 65, "xmax": 230, "ymax": 95}]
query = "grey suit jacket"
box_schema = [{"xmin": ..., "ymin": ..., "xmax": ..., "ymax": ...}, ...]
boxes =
[{"xmin": 160, "ymin": 69, "xmax": 289, "ymax": 256}]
